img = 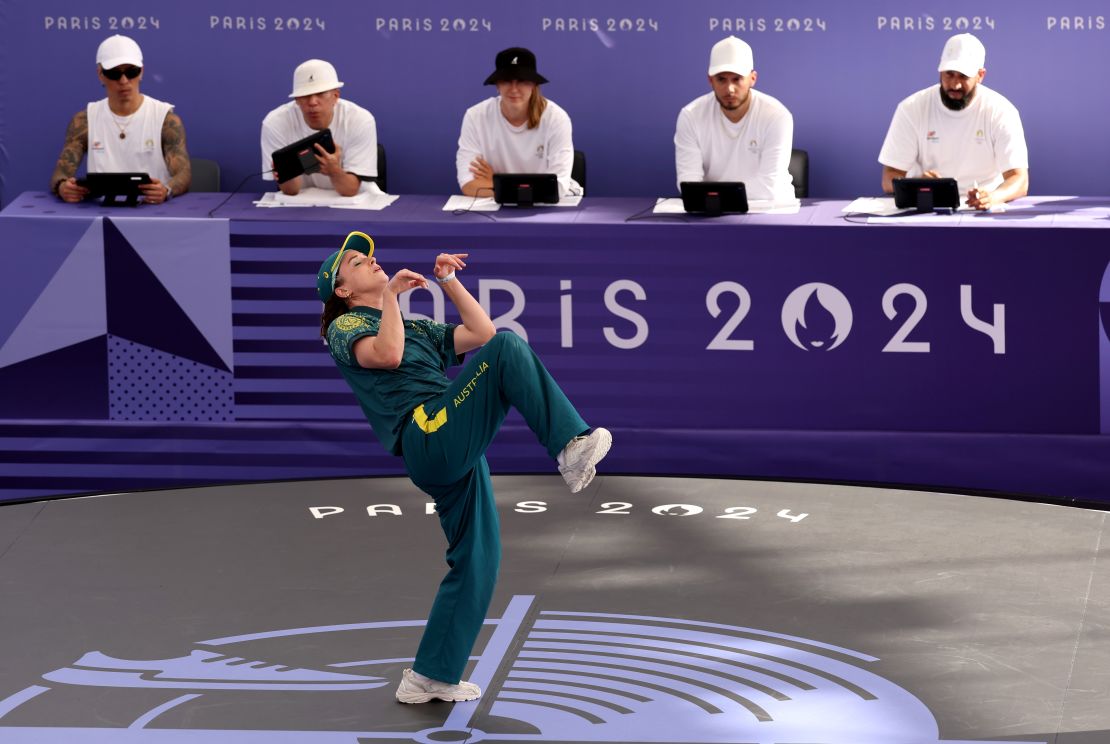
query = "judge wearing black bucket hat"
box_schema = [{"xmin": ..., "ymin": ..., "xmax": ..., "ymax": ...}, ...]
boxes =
[
  {"xmin": 456, "ymin": 47, "xmax": 581, "ymax": 197},
  {"xmin": 482, "ymin": 47, "xmax": 549, "ymax": 85}
]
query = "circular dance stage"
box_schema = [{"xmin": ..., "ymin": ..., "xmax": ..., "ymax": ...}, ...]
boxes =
[{"xmin": 0, "ymin": 475, "xmax": 1106, "ymax": 743}]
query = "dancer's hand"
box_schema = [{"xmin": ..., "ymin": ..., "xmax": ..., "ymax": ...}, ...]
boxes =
[
  {"xmin": 434, "ymin": 253, "xmax": 468, "ymax": 282},
  {"xmin": 388, "ymin": 269, "xmax": 428, "ymax": 295}
]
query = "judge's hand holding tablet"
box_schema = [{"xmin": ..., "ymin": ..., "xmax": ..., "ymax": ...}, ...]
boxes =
[
  {"xmin": 314, "ymin": 141, "xmax": 345, "ymax": 178},
  {"xmin": 138, "ymin": 178, "xmax": 172, "ymax": 204},
  {"xmin": 55, "ymin": 178, "xmax": 90, "ymax": 203}
]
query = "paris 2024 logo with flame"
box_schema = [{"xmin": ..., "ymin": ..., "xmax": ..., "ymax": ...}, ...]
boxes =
[{"xmin": 781, "ymin": 283, "xmax": 853, "ymax": 351}]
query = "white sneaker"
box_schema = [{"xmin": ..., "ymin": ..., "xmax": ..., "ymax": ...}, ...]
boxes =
[
  {"xmin": 395, "ymin": 668, "xmax": 481, "ymax": 704},
  {"xmin": 557, "ymin": 428, "xmax": 612, "ymax": 493}
]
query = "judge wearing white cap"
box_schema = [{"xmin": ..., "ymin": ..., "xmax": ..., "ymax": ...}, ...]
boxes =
[
  {"xmin": 878, "ymin": 33, "xmax": 1028, "ymax": 210},
  {"xmin": 261, "ymin": 59, "xmax": 378, "ymax": 196},
  {"xmin": 50, "ymin": 34, "xmax": 191, "ymax": 204},
  {"xmin": 674, "ymin": 36, "xmax": 796, "ymax": 203}
]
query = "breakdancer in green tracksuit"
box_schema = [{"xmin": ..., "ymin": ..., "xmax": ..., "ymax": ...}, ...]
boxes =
[{"xmin": 317, "ymin": 231, "xmax": 612, "ymax": 704}]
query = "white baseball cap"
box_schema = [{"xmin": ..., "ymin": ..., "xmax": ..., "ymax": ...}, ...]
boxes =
[
  {"xmin": 96, "ymin": 35, "xmax": 143, "ymax": 70},
  {"xmin": 937, "ymin": 33, "xmax": 985, "ymax": 77},
  {"xmin": 289, "ymin": 59, "xmax": 344, "ymax": 98},
  {"xmin": 708, "ymin": 36, "xmax": 754, "ymax": 77}
]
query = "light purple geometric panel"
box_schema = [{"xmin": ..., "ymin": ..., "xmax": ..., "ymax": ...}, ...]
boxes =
[
  {"xmin": 0, "ymin": 220, "xmax": 105, "ymax": 368},
  {"xmin": 108, "ymin": 335, "xmax": 233, "ymax": 422},
  {"xmin": 111, "ymin": 218, "xmax": 233, "ymax": 370}
]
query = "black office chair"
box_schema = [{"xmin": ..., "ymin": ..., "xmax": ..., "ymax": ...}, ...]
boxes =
[
  {"xmin": 373, "ymin": 143, "xmax": 388, "ymax": 193},
  {"xmin": 571, "ymin": 150, "xmax": 586, "ymax": 195},
  {"xmin": 788, "ymin": 148, "xmax": 809, "ymax": 199},
  {"xmin": 189, "ymin": 158, "xmax": 221, "ymax": 192}
]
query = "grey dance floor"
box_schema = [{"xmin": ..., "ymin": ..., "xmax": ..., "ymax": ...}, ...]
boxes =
[{"xmin": 0, "ymin": 475, "xmax": 1107, "ymax": 743}]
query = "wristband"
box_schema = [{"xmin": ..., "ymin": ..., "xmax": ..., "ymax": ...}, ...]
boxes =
[
  {"xmin": 436, "ymin": 272, "xmax": 456, "ymax": 285},
  {"xmin": 53, "ymin": 179, "xmax": 65, "ymax": 197}
]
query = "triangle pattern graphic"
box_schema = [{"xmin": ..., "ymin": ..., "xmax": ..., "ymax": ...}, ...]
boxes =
[
  {"xmin": 103, "ymin": 220, "xmax": 229, "ymax": 372},
  {"xmin": 112, "ymin": 218, "xmax": 233, "ymax": 370},
  {"xmin": 0, "ymin": 221, "xmax": 106, "ymax": 369}
]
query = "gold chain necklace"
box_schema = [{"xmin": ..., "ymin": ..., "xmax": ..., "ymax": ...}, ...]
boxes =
[{"xmin": 110, "ymin": 110, "xmax": 136, "ymax": 140}]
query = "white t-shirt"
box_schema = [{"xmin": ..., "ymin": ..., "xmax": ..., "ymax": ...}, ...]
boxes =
[
  {"xmin": 260, "ymin": 99, "xmax": 377, "ymax": 189},
  {"xmin": 674, "ymin": 89, "xmax": 795, "ymax": 203},
  {"xmin": 456, "ymin": 96, "xmax": 581, "ymax": 196},
  {"xmin": 86, "ymin": 96, "xmax": 173, "ymax": 185},
  {"xmin": 878, "ymin": 84, "xmax": 1028, "ymax": 194}
]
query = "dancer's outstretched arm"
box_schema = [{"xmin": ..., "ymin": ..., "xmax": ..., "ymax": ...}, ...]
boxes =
[{"xmin": 434, "ymin": 253, "xmax": 496, "ymax": 354}]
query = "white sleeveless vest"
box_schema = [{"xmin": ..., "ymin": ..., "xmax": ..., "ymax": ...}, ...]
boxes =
[{"xmin": 87, "ymin": 96, "xmax": 173, "ymax": 184}]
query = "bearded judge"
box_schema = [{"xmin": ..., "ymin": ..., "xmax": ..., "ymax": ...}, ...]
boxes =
[{"xmin": 878, "ymin": 33, "xmax": 1028, "ymax": 211}]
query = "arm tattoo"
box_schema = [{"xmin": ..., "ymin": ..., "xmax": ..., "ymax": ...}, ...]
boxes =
[
  {"xmin": 49, "ymin": 111, "xmax": 88, "ymax": 190},
  {"xmin": 161, "ymin": 112, "xmax": 192, "ymax": 194}
]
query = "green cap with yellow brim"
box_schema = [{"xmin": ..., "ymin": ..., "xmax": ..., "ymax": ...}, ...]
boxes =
[{"xmin": 316, "ymin": 231, "xmax": 375, "ymax": 302}]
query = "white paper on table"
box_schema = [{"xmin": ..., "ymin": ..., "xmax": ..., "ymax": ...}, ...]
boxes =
[
  {"xmin": 974, "ymin": 197, "xmax": 1110, "ymax": 221},
  {"xmin": 254, "ymin": 184, "xmax": 398, "ymax": 210},
  {"xmin": 844, "ymin": 195, "xmax": 990, "ymax": 221},
  {"xmin": 653, "ymin": 197, "xmax": 799, "ymax": 215},
  {"xmin": 330, "ymin": 191, "xmax": 400, "ymax": 210},
  {"xmin": 254, "ymin": 192, "xmax": 314, "ymax": 207},
  {"xmin": 442, "ymin": 194, "xmax": 583, "ymax": 211},
  {"xmin": 842, "ymin": 197, "xmax": 905, "ymax": 216},
  {"xmin": 443, "ymin": 195, "xmax": 500, "ymax": 212},
  {"xmin": 652, "ymin": 198, "xmax": 686, "ymax": 214}
]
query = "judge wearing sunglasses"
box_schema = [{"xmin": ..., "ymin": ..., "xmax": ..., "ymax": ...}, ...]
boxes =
[{"xmin": 50, "ymin": 35, "xmax": 191, "ymax": 204}]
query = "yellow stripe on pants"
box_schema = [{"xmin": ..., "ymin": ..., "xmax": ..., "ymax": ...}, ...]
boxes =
[{"xmin": 413, "ymin": 404, "xmax": 448, "ymax": 433}]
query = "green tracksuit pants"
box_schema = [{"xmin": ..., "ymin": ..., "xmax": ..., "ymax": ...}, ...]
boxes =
[{"xmin": 400, "ymin": 331, "xmax": 588, "ymax": 684}]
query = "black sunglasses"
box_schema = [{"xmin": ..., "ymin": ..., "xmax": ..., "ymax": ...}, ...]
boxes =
[{"xmin": 102, "ymin": 66, "xmax": 142, "ymax": 81}]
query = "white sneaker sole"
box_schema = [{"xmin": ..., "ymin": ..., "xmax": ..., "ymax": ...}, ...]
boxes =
[
  {"xmin": 568, "ymin": 428, "xmax": 612, "ymax": 493},
  {"xmin": 396, "ymin": 687, "xmax": 481, "ymax": 704}
]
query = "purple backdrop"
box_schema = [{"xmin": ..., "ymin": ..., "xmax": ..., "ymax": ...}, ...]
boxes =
[{"xmin": 1, "ymin": 0, "xmax": 1108, "ymax": 205}]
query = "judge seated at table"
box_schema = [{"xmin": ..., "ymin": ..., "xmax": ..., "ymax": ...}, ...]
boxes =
[
  {"xmin": 50, "ymin": 34, "xmax": 191, "ymax": 205},
  {"xmin": 878, "ymin": 33, "xmax": 1028, "ymax": 211},
  {"xmin": 456, "ymin": 47, "xmax": 581, "ymax": 198},
  {"xmin": 674, "ymin": 36, "xmax": 796, "ymax": 204},
  {"xmin": 260, "ymin": 59, "xmax": 378, "ymax": 198}
]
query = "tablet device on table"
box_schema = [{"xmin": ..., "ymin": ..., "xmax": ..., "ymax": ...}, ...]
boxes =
[
  {"xmin": 272, "ymin": 128, "xmax": 335, "ymax": 183},
  {"xmin": 892, "ymin": 177, "xmax": 960, "ymax": 213},
  {"xmin": 680, "ymin": 181, "xmax": 748, "ymax": 215},
  {"xmin": 77, "ymin": 172, "xmax": 152, "ymax": 206},
  {"xmin": 492, "ymin": 173, "xmax": 559, "ymax": 207}
]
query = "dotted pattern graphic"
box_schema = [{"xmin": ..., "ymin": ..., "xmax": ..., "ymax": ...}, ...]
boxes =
[{"xmin": 108, "ymin": 335, "xmax": 233, "ymax": 422}]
